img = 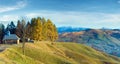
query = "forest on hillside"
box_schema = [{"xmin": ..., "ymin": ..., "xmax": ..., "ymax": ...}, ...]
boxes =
[{"xmin": 0, "ymin": 17, "xmax": 58, "ymax": 43}]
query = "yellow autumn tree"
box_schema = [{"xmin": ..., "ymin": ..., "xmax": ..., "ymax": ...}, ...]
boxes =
[
  {"xmin": 31, "ymin": 17, "xmax": 42, "ymax": 41},
  {"xmin": 46, "ymin": 19, "xmax": 58, "ymax": 43},
  {"xmin": 30, "ymin": 17, "xmax": 58, "ymax": 42},
  {"xmin": 31, "ymin": 18, "xmax": 37, "ymax": 40},
  {"xmin": 36, "ymin": 17, "xmax": 42, "ymax": 41}
]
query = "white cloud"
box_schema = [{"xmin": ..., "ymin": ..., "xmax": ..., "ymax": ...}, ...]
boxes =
[
  {"xmin": 1, "ymin": 10, "xmax": 120, "ymax": 29},
  {"xmin": 26, "ymin": 11, "xmax": 120, "ymax": 28},
  {"xmin": 0, "ymin": 15, "xmax": 19, "ymax": 26},
  {"xmin": 0, "ymin": 0, "xmax": 27, "ymax": 13},
  {"xmin": 0, "ymin": 15, "xmax": 19, "ymax": 21}
]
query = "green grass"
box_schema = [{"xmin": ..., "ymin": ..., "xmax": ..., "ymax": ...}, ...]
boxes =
[{"xmin": 0, "ymin": 41, "xmax": 120, "ymax": 64}]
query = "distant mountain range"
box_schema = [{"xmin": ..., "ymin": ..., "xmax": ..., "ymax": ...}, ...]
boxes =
[
  {"xmin": 57, "ymin": 27, "xmax": 89, "ymax": 34},
  {"xmin": 58, "ymin": 28, "xmax": 120, "ymax": 57}
]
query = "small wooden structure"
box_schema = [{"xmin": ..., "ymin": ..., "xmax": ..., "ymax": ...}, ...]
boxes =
[{"xmin": 3, "ymin": 34, "xmax": 20, "ymax": 44}]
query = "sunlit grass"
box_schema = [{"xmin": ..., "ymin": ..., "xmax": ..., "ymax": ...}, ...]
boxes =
[{"xmin": 0, "ymin": 41, "xmax": 120, "ymax": 64}]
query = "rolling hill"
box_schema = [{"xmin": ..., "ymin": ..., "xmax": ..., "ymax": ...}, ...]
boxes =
[
  {"xmin": 58, "ymin": 29, "xmax": 120, "ymax": 57},
  {"xmin": 0, "ymin": 41, "xmax": 120, "ymax": 64},
  {"xmin": 105, "ymin": 29, "xmax": 120, "ymax": 40}
]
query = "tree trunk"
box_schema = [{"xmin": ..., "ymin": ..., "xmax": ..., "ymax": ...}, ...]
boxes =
[
  {"xmin": 22, "ymin": 30, "xmax": 26, "ymax": 55},
  {"xmin": 22, "ymin": 38, "xmax": 25, "ymax": 55}
]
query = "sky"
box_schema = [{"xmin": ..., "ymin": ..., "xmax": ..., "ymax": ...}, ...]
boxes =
[{"xmin": 0, "ymin": 0, "xmax": 120, "ymax": 29}]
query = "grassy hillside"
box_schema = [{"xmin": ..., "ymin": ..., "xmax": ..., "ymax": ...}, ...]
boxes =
[
  {"xmin": 0, "ymin": 41, "xmax": 120, "ymax": 64},
  {"xmin": 58, "ymin": 29, "xmax": 120, "ymax": 57}
]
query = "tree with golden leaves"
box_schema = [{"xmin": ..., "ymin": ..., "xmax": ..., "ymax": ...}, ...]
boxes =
[
  {"xmin": 46, "ymin": 19, "xmax": 58, "ymax": 43},
  {"xmin": 31, "ymin": 17, "xmax": 42, "ymax": 41}
]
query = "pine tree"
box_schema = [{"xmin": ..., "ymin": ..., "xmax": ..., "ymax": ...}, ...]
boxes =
[
  {"xmin": 6, "ymin": 21, "xmax": 16, "ymax": 34},
  {"xmin": 46, "ymin": 19, "xmax": 58, "ymax": 43},
  {"xmin": 28, "ymin": 17, "xmax": 58, "ymax": 42},
  {"xmin": 41, "ymin": 17, "xmax": 47, "ymax": 40},
  {"xmin": 36, "ymin": 17, "xmax": 42, "ymax": 41},
  {"xmin": 0, "ymin": 24, "xmax": 4, "ymax": 43},
  {"xmin": 16, "ymin": 20, "xmax": 26, "ymax": 41},
  {"xmin": 41, "ymin": 17, "xmax": 46, "ymax": 25},
  {"xmin": 16, "ymin": 20, "xmax": 22, "ymax": 38},
  {"xmin": 31, "ymin": 17, "xmax": 42, "ymax": 41},
  {"xmin": 30, "ymin": 18, "xmax": 37, "ymax": 40},
  {"xmin": 53, "ymin": 24, "xmax": 58, "ymax": 41},
  {"xmin": 26, "ymin": 21, "xmax": 31, "ymax": 39}
]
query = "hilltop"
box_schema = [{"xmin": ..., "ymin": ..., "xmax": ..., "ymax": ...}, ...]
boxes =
[{"xmin": 0, "ymin": 41, "xmax": 120, "ymax": 64}]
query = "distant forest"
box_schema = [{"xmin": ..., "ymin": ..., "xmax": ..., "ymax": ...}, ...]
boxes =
[{"xmin": 0, "ymin": 17, "xmax": 58, "ymax": 43}]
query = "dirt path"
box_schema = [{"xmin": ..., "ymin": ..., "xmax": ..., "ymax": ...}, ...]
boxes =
[{"xmin": 0, "ymin": 45, "xmax": 10, "ymax": 52}]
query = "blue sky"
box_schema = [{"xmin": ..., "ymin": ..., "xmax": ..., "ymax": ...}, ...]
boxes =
[{"xmin": 0, "ymin": 0, "xmax": 120, "ymax": 28}]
